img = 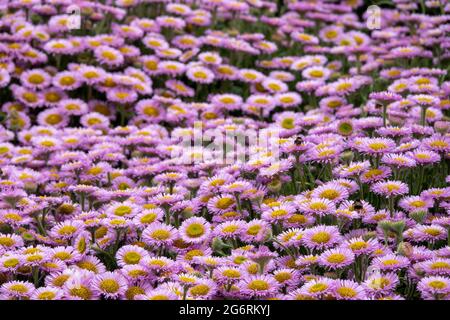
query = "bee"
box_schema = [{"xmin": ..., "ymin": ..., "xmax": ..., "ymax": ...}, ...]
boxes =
[
  {"xmin": 294, "ymin": 136, "xmax": 303, "ymax": 146},
  {"xmin": 352, "ymin": 200, "xmax": 364, "ymax": 211}
]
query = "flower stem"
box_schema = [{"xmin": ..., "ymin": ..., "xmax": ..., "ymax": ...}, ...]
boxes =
[{"xmin": 420, "ymin": 106, "xmax": 427, "ymax": 126}]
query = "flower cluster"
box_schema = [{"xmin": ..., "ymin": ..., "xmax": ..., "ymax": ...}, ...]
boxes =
[{"xmin": 0, "ymin": 0, "xmax": 449, "ymax": 300}]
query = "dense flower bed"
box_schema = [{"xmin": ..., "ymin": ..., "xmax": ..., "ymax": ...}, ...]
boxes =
[{"xmin": 0, "ymin": 0, "xmax": 449, "ymax": 300}]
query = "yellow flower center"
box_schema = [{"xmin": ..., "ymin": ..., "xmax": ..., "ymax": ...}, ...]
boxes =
[
  {"xmin": 114, "ymin": 206, "xmax": 132, "ymax": 216},
  {"xmin": 150, "ymin": 295, "xmax": 170, "ymax": 300},
  {"xmin": 336, "ymin": 287, "xmax": 357, "ymax": 297},
  {"xmin": 54, "ymin": 252, "xmax": 71, "ymax": 260},
  {"xmin": 87, "ymin": 118, "xmax": 102, "ymax": 126},
  {"xmin": 23, "ymin": 92, "xmax": 38, "ymax": 103},
  {"xmin": 77, "ymin": 261, "xmax": 98, "ymax": 272},
  {"xmin": 70, "ymin": 286, "xmax": 92, "ymax": 300},
  {"xmin": 311, "ymin": 232, "xmax": 331, "ymax": 244},
  {"xmin": 280, "ymin": 96, "xmax": 294, "ymax": 104},
  {"xmin": 87, "ymin": 167, "xmax": 103, "ymax": 175},
  {"xmin": 37, "ymin": 291, "xmax": 56, "ymax": 300},
  {"xmin": 309, "ymin": 202, "xmax": 328, "ymax": 210},
  {"xmin": 424, "ymin": 228, "xmax": 442, "ymax": 236},
  {"xmin": 59, "ymin": 76, "xmax": 75, "ymax": 86},
  {"xmin": 319, "ymin": 190, "xmax": 339, "ymax": 200},
  {"xmin": 65, "ymin": 103, "xmax": 80, "ymax": 111},
  {"xmin": 114, "ymin": 92, "xmax": 130, "ymax": 100},
  {"xmin": 288, "ymin": 214, "xmax": 307, "ymax": 224},
  {"xmin": 140, "ymin": 213, "xmax": 157, "ymax": 224},
  {"xmin": 3, "ymin": 258, "xmax": 19, "ymax": 268},
  {"xmin": 143, "ymin": 106, "xmax": 159, "ymax": 117},
  {"xmin": 220, "ymin": 97, "xmax": 235, "ymax": 104},
  {"xmin": 369, "ymin": 142, "xmax": 387, "ymax": 151},
  {"xmin": 325, "ymin": 30, "xmax": 338, "ymax": 39},
  {"xmin": 45, "ymin": 92, "xmax": 62, "ymax": 103},
  {"xmin": 40, "ymin": 140, "xmax": 55, "ymax": 147},
  {"xmin": 28, "ymin": 74, "xmax": 44, "ymax": 84},
  {"xmin": 216, "ymin": 197, "xmax": 234, "ymax": 209},
  {"xmin": 185, "ymin": 223, "xmax": 205, "ymax": 238},
  {"xmin": 222, "ymin": 225, "xmax": 239, "ymax": 233},
  {"xmin": 45, "ymin": 114, "xmax": 62, "ymax": 125},
  {"xmin": 336, "ymin": 82, "xmax": 352, "ymax": 91},
  {"xmin": 326, "ymin": 253, "xmax": 346, "ymax": 264},
  {"xmin": 0, "ymin": 237, "xmax": 14, "ymax": 246},
  {"xmin": 274, "ymin": 272, "xmax": 292, "ymax": 283},
  {"xmin": 193, "ymin": 71, "xmax": 207, "ymax": 79},
  {"xmin": 209, "ymin": 179, "xmax": 225, "ymax": 188},
  {"xmin": 125, "ymin": 286, "xmax": 145, "ymax": 300},
  {"xmin": 268, "ymin": 83, "xmax": 282, "ymax": 91},
  {"xmin": 428, "ymin": 280, "xmax": 446, "ymax": 289},
  {"xmin": 128, "ymin": 269, "xmax": 148, "ymax": 278},
  {"xmin": 327, "ymin": 100, "xmax": 342, "ymax": 108},
  {"xmin": 95, "ymin": 226, "xmax": 108, "ymax": 239},
  {"xmin": 52, "ymin": 275, "xmax": 70, "ymax": 287},
  {"xmin": 385, "ymin": 184, "xmax": 399, "ymax": 192},
  {"xmin": 382, "ymin": 259, "xmax": 399, "ymax": 266},
  {"xmin": 222, "ymin": 269, "xmax": 241, "ymax": 278},
  {"xmin": 430, "ymin": 140, "xmax": 448, "ymax": 148},
  {"xmin": 9, "ymin": 284, "xmax": 29, "ymax": 293},
  {"xmin": 364, "ymin": 169, "xmax": 383, "ymax": 179},
  {"xmin": 184, "ymin": 249, "xmax": 204, "ymax": 261},
  {"xmin": 394, "ymin": 83, "xmax": 407, "ymax": 91},
  {"xmin": 297, "ymin": 34, "xmax": 312, "ymax": 41},
  {"xmin": 415, "ymin": 153, "xmax": 430, "ymax": 159},
  {"xmin": 145, "ymin": 60, "xmax": 158, "ymax": 70},
  {"xmin": 308, "ymin": 283, "xmax": 328, "ymax": 293},
  {"xmin": 57, "ymin": 225, "xmax": 77, "ymax": 235},
  {"xmin": 100, "ymin": 279, "xmax": 120, "ymax": 293},
  {"xmin": 410, "ymin": 200, "xmax": 425, "ymax": 207},
  {"xmin": 318, "ymin": 149, "xmax": 336, "ymax": 157},
  {"xmin": 281, "ymin": 118, "xmax": 295, "ymax": 129},
  {"xmin": 349, "ymin": 241, "xmax": 367, "ymax": 251},
  {"xmin": 309, "ymin": 70, "xmax": 324, "ymax": 78},
  {"xmin": 247, "ymin": 225, "xmax": 261, "ymax": 236},
  {"xmin": 101, "ymin": 51, "xmax": 118, "ymax": 61},
  {"xmin": 430, "ymin": 262, "xmax": 450, "ymax": 270},
  {"xmin": 247, "ymin": 280, "xmax": 269, "ymax": 291},
  {"xmin": 151, "ymin": 229, "xmax": 171, "ymax": 240},
  {"xmin": 83, "ymin": 71, "xmax": 99, "ymax": 79},
  {"xmin": 190, "ymin": 284, "xmax": 210, "ymax": 297},
  {"xmin": 271, "ymin": 209, "xmax": 288, "ymax": 218},
  {"xmin": 77, "ymin": 237, "xmax": 86, "ymax": 253},
  {"xmin": 123, "ymin": 252, "xmax": 141, "ymax": 264}
]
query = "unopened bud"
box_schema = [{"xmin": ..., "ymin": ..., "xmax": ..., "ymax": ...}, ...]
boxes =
[
  {"xmin": 363, "ymin": 231, "xmax": 377, "ymax": 240},
  {"xmin": 378, "ymin": 220, "xmax": 391, "ymax": 233},
  {"xmin": 389, "ymin": 117, "xmax": 405, "ymax": 127},
  {"xmin": 212, "ymin": 237, "xmax": 232, "ymax": 252},
  {"xmin": 21, "ymin": 232, "xmax": 35, "ymax": 242},
  {"xmin": 390, "ymin": 221, "xmax": 406, "ymax": 234},
  {"xmin": 337, "ymin": 120, "xmax": 354, "ymax": 136},
  {"xmin": 181, "ymin": 209, "xmax": 194, "ymax": 219},
  {"xmin": 434, "ymin": 121, "xmax": 450, "ymax": 134},
  {"xmin": 340, "ymin": 151, "xmax": 354, "ymax": 162},
  {"xmin": 267, "ymin": 177, "xmax": 282, "ymax": 193},
  {"xmin": 324, "ymin": 272, "xmax": 338, "ymax": 279},
  {"xmin": 397, "ymin": 241, "xmax": 413, "ymax": 257},
  {"xmin": 264, "ymin": 229, "xmax": 273, "ymax": 243},
  {"xmin": 409, "ymin": 210, "xmax": 427, "ymax": 224}
]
